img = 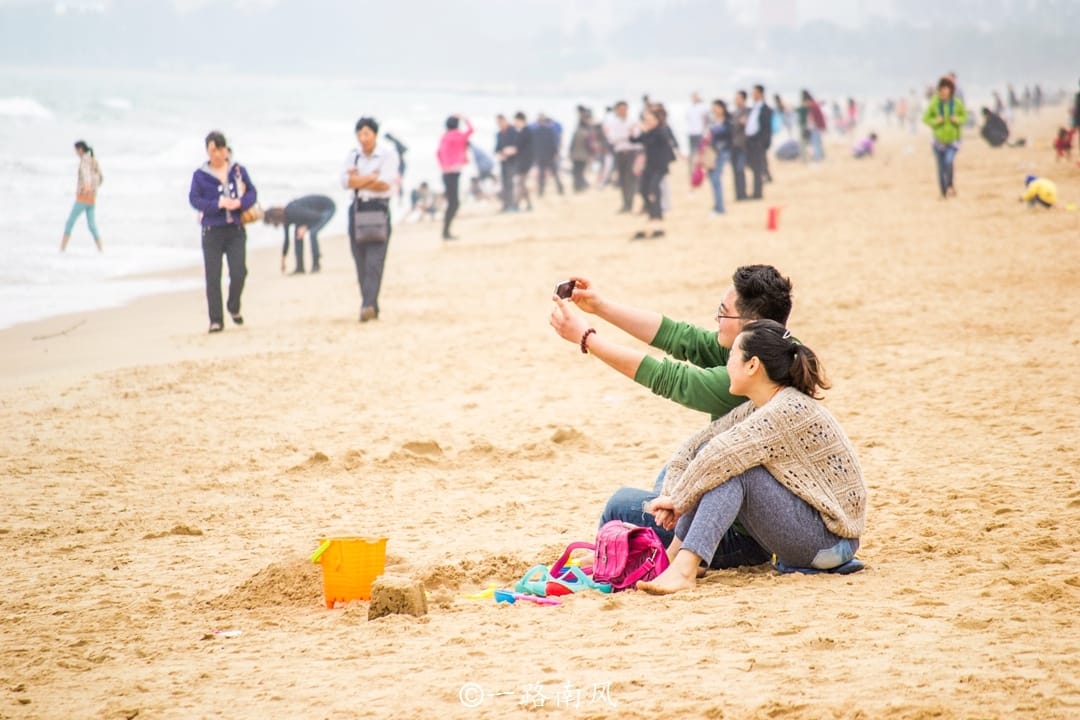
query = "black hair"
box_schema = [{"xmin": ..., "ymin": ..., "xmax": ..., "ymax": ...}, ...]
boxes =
[
  {"xmin": 753, "ymin": 84, "xmax": 765, "ymax": 95},
  {"xmin": 937, "ymin": 77, "xmax": 955, "ymax": 94},
  {"xmin": 712, "ymin": 99, "xmax": 728, "ymax": 115},
  {"xmin": 739, "ymin": 320, "xmax": 830, "ymax": 399},
  {"xmin": 74, "ymin": 139, "xmax": 93, "ymax": 156},
  {"xmin": 205, "ymin": 130, "xmax": 227, "ymax": 149},
  {"xmin": 736, "ymin": 89, "xmax": 748, "ymax": 101},
  {"xmin": 263, "ymin": 207, "xmax": 286, "ymax": 226},
  {"xmin": 355, "ymin": 116, "xmax": 379, "ymax": 134},
  {"xmin": 446, "ymin": 116, "xmax": 459, "ymax": 130},
  {"xmin": 732, "ymin": 265, "xmax": 793, "ymax": 325},
  {"xmin": 513, "ymin": 111, "xmax": 526, "ymax": 121}
]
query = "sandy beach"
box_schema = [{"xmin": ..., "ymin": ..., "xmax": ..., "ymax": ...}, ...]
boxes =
[{"xmin": 2, "ymin": 113, "xmax": 1079, "ymax": 719}]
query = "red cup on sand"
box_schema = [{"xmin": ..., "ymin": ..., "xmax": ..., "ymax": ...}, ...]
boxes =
[{"xmin": 766, "ymin": 206, "xmax": 781, "ymax": 231}]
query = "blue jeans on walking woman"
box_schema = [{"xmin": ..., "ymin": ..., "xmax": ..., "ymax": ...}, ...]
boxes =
[
  {"xmin": 64, "ymin": 201, "xmax": 100, "ymax": 241},
  {"xmin": 933, "ymin": 142, "xmax": 959, "ymax": 197},
  {"xmin": 707, "ymin": 149, "xmax": 730, "ymax": 214}
]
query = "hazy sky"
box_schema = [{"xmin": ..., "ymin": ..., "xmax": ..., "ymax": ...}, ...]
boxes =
[
  {"xmin": 1, "ymin": 0, "xmax": 1072, "ymax": 97},
  {"xmin": 8, "ymin": 0, "xmax": 895, "ymax": 29}
]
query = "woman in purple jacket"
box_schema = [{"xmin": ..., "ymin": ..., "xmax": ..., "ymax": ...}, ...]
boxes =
[{"xmin": 188, "ymin": 130, "xmax": 258, "ymax": 333}]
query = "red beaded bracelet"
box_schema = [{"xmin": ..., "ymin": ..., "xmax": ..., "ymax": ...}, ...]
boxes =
[{"xmin": 580, "ymin": 328, "xmax": 596, "ymax": 354}]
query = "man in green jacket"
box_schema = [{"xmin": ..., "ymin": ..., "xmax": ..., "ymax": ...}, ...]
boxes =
[
  {"xmin": 549, "ymin": 264, "xmax": 793, "ymax": 567},
  {"xmin": 923, "ymin": 76, "xmax": 968, "ymax": 199}
]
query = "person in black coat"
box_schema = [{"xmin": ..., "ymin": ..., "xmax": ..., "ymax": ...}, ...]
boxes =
[
  {"xmin": 745, "ymin": 84, "xmax": 773, "ymax": 200},
  {"xmin": 979, "ymin": 107, "xmax": 1010, "ymax": 148}
]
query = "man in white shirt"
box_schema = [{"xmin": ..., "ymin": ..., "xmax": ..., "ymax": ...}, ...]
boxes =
[
  {"xmin": 602, "ymin": 100, "xmax": 638, "ymax": 213},
  {"xmin": 340, "ymin": 116, "xmax": 399, "ymax": 322},
  {"xmin": 685, "ymin": 91, "xmax": 710, "ymax": 180}
]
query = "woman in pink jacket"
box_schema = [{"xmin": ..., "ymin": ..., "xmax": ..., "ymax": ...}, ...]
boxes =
[{"xmin": 436, "ymin": 114, "xmax": 473, "ymax": 240}]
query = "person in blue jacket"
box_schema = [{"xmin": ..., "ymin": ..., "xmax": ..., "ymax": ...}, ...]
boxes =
[{"xmin": 188, "ymin": 130, "xmax": 258, "ymax": 333}]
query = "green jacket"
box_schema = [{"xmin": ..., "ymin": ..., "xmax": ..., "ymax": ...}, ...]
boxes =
[
  {"xmin": 922, "ymin": 96, "xmax": 967, "ymax": 145},
  {"xmin": 633, "ymin": 316, "xmax": 746, "ymax": 421}
]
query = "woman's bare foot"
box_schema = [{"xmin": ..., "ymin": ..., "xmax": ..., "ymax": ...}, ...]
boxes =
[{"xmin": 636, "ymin": 549, "xmax": 701, "ymax": 595}]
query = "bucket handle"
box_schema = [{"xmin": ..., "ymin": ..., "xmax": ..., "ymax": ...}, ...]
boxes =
[{"xmin": 310, "ymin": 539, "xmax": 332, "ymax": 564}]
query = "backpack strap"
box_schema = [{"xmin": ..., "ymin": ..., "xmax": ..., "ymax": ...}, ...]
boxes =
[
  {"xmin": 616, "ymin": 545, "xmax": 663, "ymax": 587},
  {"xmin": 550, "ymin": 541, "xmax": 595, "ymax": 579}
]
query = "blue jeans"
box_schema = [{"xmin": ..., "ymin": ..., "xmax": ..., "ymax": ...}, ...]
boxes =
[
  {"xmin": 707, "ymin": 149, "xmax": 730, "ymax": 213},
  {"xmin": 599, "ymin": 466, "xmax": 770, "ymax": 569},
  {"xmin": 809, "ymin": 128, "xmax": 824, "ymax": 161},
  {"xmin": 64, "ymin": 201, "xmax": 100, "ymax": 239},
  {"xmin": 933, "ymin": 144, "xmax": 958, "ymax": 196}
]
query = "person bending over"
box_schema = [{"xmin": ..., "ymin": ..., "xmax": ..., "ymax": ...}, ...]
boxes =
[{"xmin": 264, "ymin": 195, "xmax": 336, "ymax": 274}]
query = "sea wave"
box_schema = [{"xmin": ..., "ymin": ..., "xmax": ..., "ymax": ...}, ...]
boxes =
[
  {"xmin": 0, "ymin": 97, "xmax": 53, "ymax": 120},
  {"xmin": 100, "ymin": 97, "xmax": 134, "ymax": 111}
]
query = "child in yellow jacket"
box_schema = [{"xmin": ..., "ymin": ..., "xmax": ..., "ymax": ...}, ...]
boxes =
[{"xmin": 1021, "ymin": 175, "xmax": 1057, "ymax": 208}]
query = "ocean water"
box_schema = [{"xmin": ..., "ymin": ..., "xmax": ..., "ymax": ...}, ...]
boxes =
[{"xmin": 0, "ymin": 66, "xmax": 607, "ymax": 330}]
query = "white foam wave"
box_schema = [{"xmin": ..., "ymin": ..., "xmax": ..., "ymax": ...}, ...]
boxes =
[
  {"xmin": 0, "ymin": 97, "xmax": 53, "ymax": 120},
  {"xmin": 101, "ymin": 97, "xmax": 134, "ymax": 111}
]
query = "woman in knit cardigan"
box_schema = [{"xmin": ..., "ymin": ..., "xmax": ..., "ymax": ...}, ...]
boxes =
[{"xmin": 639, "ymin": 319, "xmax": 867, "ymax": 595}]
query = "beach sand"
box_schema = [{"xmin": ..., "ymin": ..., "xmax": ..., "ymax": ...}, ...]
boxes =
[{"xmin": 2, "ymin": 113, "xmax": 1079, "ymax": 719}]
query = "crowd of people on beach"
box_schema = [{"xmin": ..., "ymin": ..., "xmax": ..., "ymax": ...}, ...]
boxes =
[
  {"xmin": 59, "ymin": 74, "xmax": 1079, "ymax": 337},
  {"xmin": 52, "ymin": 71, "xmax": 1078, "ymax": 597}
]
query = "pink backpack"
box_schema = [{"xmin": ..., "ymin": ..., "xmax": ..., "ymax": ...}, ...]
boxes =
[{"xmin": 552, "ymin": 521, "xmax": 670, "ymax": 592}]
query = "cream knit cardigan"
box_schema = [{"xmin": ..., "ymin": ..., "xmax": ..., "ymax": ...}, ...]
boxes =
[{"xmin": 662, "ymin": 386, "xmax": 866, "ymax": 538}]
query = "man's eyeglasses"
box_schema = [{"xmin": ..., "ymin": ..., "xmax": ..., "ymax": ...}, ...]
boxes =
[{"xmin": 716, "ymin": 306, "xmax": 744, "ymax": 322}]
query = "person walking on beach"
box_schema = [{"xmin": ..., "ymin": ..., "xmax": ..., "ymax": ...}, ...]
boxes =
[
  {"xmin": 188, "ymin": 130, "xmax": 257, "ymax": 334},
  {"xmin": 341, "ymin": 116, "xmax": 399, "ymax": 323},
  {"xmin": 604, "ymin": 101, "xmax": 638, "ymax": 213},
  {"xmin": 569, "ymin": 107, "xmax": 595, "ymax": 194},
  {"xmin": 628, "ymin": 106, "xmax": 675, "ymax": 239},
  {"xmin": 685, "ymin": 91, "xmax": 709, "ymax": 182},
  {"xmin": 532, "ymin": 113, "xmax": 564, "ymax": 198},
  {"xmin": 705, "ymin": 99, "xmax": 732, "ymax": 215},
  {"xmin": 61, "ymin": 140, "xmax": 104, "ymax": 253},
  {"xmin": 494, "ymin": 114, "xmax": 519, "ymax": 211},
  {"xmin": 744, "ymin": 85, "xmax": 772, "ymax": 200},
  {"xmin": 263, "ymin": 195, "xmax": 336, "ymax": 274},
  {"xmin": 801, "ymin": 90, "xmax": 827, "ymax": 161},
  {"xmin": 512, "ymin": 112, "xmax": 535, "ymax": 212},
  {"xmin": 730, "ymin": 91, "xmax": 749, "ymax": 201},
  {"xmin": 437, "ymin": 114, "xmax": 473, "ymax": 240},
  {"xmin": 923, "ymin": 76, "xmax": 967, "ymax": 199}
]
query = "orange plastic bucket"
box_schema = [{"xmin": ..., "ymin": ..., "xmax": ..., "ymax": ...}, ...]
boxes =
[{"xmin": 311, "ymin": 537, "xmax": 387, "ymax": 608}]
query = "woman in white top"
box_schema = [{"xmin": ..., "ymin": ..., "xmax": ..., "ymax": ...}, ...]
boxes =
[{"xmin": 60, "ymin": 140, "xmax": 103, "ymax": 252}]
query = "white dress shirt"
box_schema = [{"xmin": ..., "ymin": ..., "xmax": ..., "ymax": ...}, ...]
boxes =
[{"xmin": 339, "ymin": 141, "xmax": 400, "ymax": 200}]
